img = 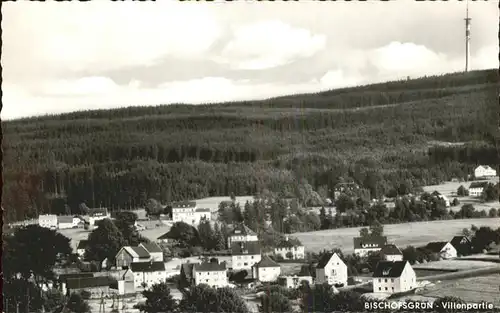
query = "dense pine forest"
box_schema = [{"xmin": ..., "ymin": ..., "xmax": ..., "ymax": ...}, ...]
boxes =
[{"xmin": 3, "ymin": 69, "xmax": 498, "ymax": 222}]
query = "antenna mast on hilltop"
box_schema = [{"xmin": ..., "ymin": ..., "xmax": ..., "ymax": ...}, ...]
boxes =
[{"xmin": 464, "ymin": 0, "xmax": 472, "ymax": 72}]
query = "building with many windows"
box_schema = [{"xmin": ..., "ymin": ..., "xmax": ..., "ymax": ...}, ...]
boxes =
[
  {"xmin": 231, "ymin": 241, "xmax": 261, "ymax": 271},
  {"xmin": 193, "ymin": 259, "xmax": 228, "ymax": 288},
  {"xmin": 227, "ymin": 223, "xmax": 259, "ymax": 248},
  {"xmin": 171, "ymin": 201, "xmax": 211, "ymax": 226},
  {"xmin": 372, "ymin": 261, "xmax": 416, "ymax": 294},
  {"xmin": 274, "ymin": 237, "xmax": 305, "ymax": 260}
]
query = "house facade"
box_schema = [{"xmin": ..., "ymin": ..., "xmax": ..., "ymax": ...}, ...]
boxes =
[
  {"xmin": 315, "ymin": 253, "xmax": 348, "ymax": 287},
  {"xmin": 425, "ymin": 242, "xmax": 457, "ymax": 260},
  {"xmin": 139, "ymin": 242, "xmax": 164, "ymax": 262},
  {"xmin": 380, "ymin": 244, "xmax": 404, "ymax": 262},
  {"xmin": 87, "ymin": 208, "xmax": 111, "ymax": 226},
  {"xmin": 227, "ymin": 224, "xmax": 259, "ymax": 248},
  {"xmin": 115, "ymin": 246, "xmax": 151, "ymax": 269},
  {"xmin": 171, "ymin": 201, "xmax": 211, "ymax": 226},
  {"xmin": 278, "ymin": 275, "xmax": 314, "ymax": 289},
  {"xmin": 274, "ymin": 238, "xmax": 305, "ymax": 260},
  {"xmin": 469, "ymin": 182, "xmax": 489, "ymax": 197},
  {"xmin": 231, "ymin": 242, "xmax": 262, "ymax": 271},
  {"xmin": 128, "ymin": 262, "xmax": 167, "ymax": 288},
  {"xmin": 64, "ymin": 276, "xmax": 121, "ymax": 298},
  {"xmin": 252, "ymin": 255, "xmax": 281, "ymax": 282},
  {"xmin": 474, "ymin": 165, "xmax": 497, "ymax": 179},
  {"xmin": 39, "ymin": 214, "xmax": 58, "ymax": 229},
  {"xmin": 193, "ymin": 259, "xmax": 229, "ymax": 288},
  {"xmin": 58, "ymin": 216, "xmax": 80, "ymax": 229},
  {"xmin": 450, "ymin": 236, "xmax": 472, "ymax": 256},
  {"xmin": 373, "ymin": 261, "xmax": 416, "ymax": 294},
  {"xmin": 353, "ymin": 236, "xmax": 388, "ymax": 257}
]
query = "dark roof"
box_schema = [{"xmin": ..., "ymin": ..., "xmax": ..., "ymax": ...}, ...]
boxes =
[
  {"xmin": 66, "ymin": 276, "xmax": 116, "ymax": 289},
  {"xmin": 194, "ymin": 259, "xmax": 227, "ymax": 272},
  {"xmin": 58, "ymin": 215, "xmax": 74, "ymax": 224},
  {"xmin": 469, "ymin": 182, "xmax": 488, "ymax": 189},
  {"xmin": 59, "ymin": 273, "xmax": 94, "ymax": 283},
  {"xmin": 277, "ymin": 237, "xmax": 302, "ymax": 248},
  {"xmin": 157, "ymin": 232, "xmax": 170, "ymax": 240},
  {"xmin": 140, "ymin": 242, "xmax": 163, "ymax": 253},
  {"xmin": 195, "ymin": 208, "xmax": 211, "ymax": 213},
  {"xmin": 231, "ymin": 241, "xmax": 261, "ymax": 255},
  {"xmin": 231, "ymin": 224, "xmax": 257, "ymax": 236},
  {"xmin": 130, "ymin": 261, "xmax": 165, "ymax": 272},
  {"xmin": 254, "ymin": 255, "xmax": 280, "ymax": 268},
  {"xmin": 171, "ymin": 201, "xmax": 196, "ymax": 208},
  {"xmin": 353, "ymin": 236, "xmax": 388, "ymax": 249},
  {"xmin": 89, "ymin": 208, "xmax": 108, "ymax": 216},
  {"xmin": 425, "ymin": 241, "xmax": 449, "ymax": 253},
  {"xmin": 77, "ymin": 240, "xmax": 88, "ymax": 250},
  {"xmin": 380, "ymin": 244, "xmax": 403, "ymax": 256},
  {"xmin": 316, "ymin": 253, "xmax": 336, "ymax": 269},
  {"xmin": 450, "ymin": 236, "xmax": 471, "ymax": 247},
  {"xmin": 131, "ymin": 246, "xmax": 151, "ymax": 258},
  {"xmin": 373, "ymin": 261, "xmax": 408, "ymax": 278}
]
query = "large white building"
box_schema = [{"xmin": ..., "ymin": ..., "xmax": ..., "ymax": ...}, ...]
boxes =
[
  {"xmin": 127, "ymin": 261, "xmax": 167, "ymax": 288},
  {"xmin": 380, "ymin": 244, "xmax": 404, "ymax": 262},
  {"xmin": 171, "ymin": 201, "xmax": 211, "ymax": 226},
  {"xmin": 425, "ymin": 242, "xmax": 457, "ymax": 260},
  {"xmin": 468, "ymin": 182, "xmax": 489, "ymax": 197},
  {"xmin": 252, "ymin": 255, "xmax": 281, "ymax": 282},
  {"xmin": 474, "ymin": 165, "xmax": 497, "ymax": 179},
  {"xmin": 57, "ymin": 216, "xmax": 81, "ymax": 229},
  {"xmin": 274, "ymin": 237, "xmax": 305, "ymax": 260},
  {"xmin": 353, "ymin": 235, "xmax": 388, "ymax": 257},
  {"xmin": 193, "ymin": 259, "xmax": 229, "ymax": 288},
  {"xmin": 278, "ymin": 275, "xmax": 314, "ymax": 289},
  {"xmin": 39, "ymin": 214, "xmax": 58, "ymax": 229},
  {"xmin": 373, "ymin": 261, "xmax": 416, "ymax": 294},
  {"xmin": 227, "ymin": 224, "xmax": 259, "ymax": 248},
  {"xmin": 85, "ymin": 208, "xmax": 111, "ymax": 227},
  {"xmin": 231, "ymin": 241, "xmax": 262, "ymax": 271},
  {"xmin": 315, "ymin": 253, "xmax": 348, "ymax": 287}
]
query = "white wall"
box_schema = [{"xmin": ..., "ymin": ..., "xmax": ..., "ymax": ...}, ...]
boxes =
[
  {"xmin": 469, "ymin": 187, "xmax": 483, "ymax": 197},
  {"xmin": 354, "ymin": 248, "xmax": 381, "ymax": 257},
  {"xmin": 227, "ymin": 235, "xmax": 258, "ymax": 248},
  {"xmin": 440, "ymin": 243, "xmax": 457, "ymax": 259},
  {"xmin": 384, "ymin": 254, "xmax": 404, "ymax": 262},
  {"xmin": 373, "ymin": 263, "xmax": 416, "ymax": 294},
  {"xmin": 255, "ymin": 267, "xmax": 281, "ymax": 282},
  {"xmin": 232, "ymin": 254, "xmax": 261, "ymax": 271},
  {"xmin": 133, "ymin": 271, "xmax": 167, "ymax": 288},
  {"xmin": 315, "ymin": 254, "xmax": 347, "ymax": 286},
  {"xmin": 280, "ymin": 276, "xmax": 313, "ymax": 289},
  {"xmin": 194, "ymin": 270, "xmax": 228, "ymax": 288},
  {"xmin": 274, "ymin": 246, "xmax": 305, "ymax": 260}
]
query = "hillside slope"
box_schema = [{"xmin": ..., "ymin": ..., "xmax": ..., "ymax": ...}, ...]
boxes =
[{"xmin": 2, "ymin": 69, "xmax": 498, "ymax": 221}]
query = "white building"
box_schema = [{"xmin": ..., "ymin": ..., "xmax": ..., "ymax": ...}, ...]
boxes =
[
  {"xmin": 39, "ymin": 214, "xmax": 58, "ymax": 229},
  {"xmin": 425, "ymin": 242, "xmax": 457, "ymax": 260},
  {"xmin": 193, "ymin": 259, "xmax": 229, "ymax": 288},
  {"xmin": 315, "ymin": 253, "xmax": 348, "ymax": 287},
  {"xmin": 57, "ymin": 216, "xmax": 80, "ymax": 229},
  {"xmin": 86, "ymin": 208, "xmax": 111, "ymax": 227},
  {"xmin": 115, "ymin": 246, "xmax": 152, "ymax": 269},
  {"xmin": 474, "ymin": 165, "xmax": 497, "ymax": 179},
  {"xmin": 353, "ymin": 236, "xmax": 388, "ymax": 257},
  {"xmin": 380, "ymin": 244, "xmax": 404, "ymax": 262},
  {"xmin": 373, "ymin": 261, "xmax": 416, "ymax": 294},
  {"xmin": 171, "ymin": 201, "xmax": 211, "ymax": 226},
  {"xmin": 274, "ymin": 237, "xmax": 305, "ymax": 260},
  {"xmin": 76, "ymin": 240, "xmax": 88, "ymax": 258},
  {"xmin": 227, "ymin": 224, "xmax": 259, "ymax": 248},
  {"xmin": 231, "ymin": 241, "xmax": 262, "ymax": 271},
  {"xmin": 252, "ymin": 255, "xmax": 281, "ymax": 282},
  {"xmin": 139, "ymin": 242, "xmax": 164, "ymax": 262},
  {"xmin": 127, "ymin": 261, "xmax": 167, "ymax": 288},
  {"xmin": 278, "ymin": 275, "xmax": 314, "ymax": 289},
  {"xmin": 468, "ymin": 182, "xmax": 489, "ymax": 197}
]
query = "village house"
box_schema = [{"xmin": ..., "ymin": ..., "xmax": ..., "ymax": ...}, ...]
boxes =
[
  {"xmin": 193, "ymin": 259, "xmax": 229, "ymax": 288},
  {"xmin": 450, "ymin": 236, "xmax": 473, "ymax": 256},
  {"xmin": 231, "ymin": 241, "xmax": 262, "ymax": 271},
  {"xmin": 86, "ymin": 208, "xmax": 111, "ymax": 226},
  {"xmin": 474, "ymin": 165, "xmax": 497, "ymax": 179},
  {"xmin": 57, "ymin": 216, "xmax": 80, "ymax": 229},
  {"xmin": 227, "ymin": 223, "xmax": 259, "ymax": 248},
  {"xmin": 126, "ymin": 261, "xmax": 167, "ymax": 288},
  {"xmin": 76, "ymin": 240, "xmax": 88, "ymax": 258},
  {"xmin": 38, "ymin": 214, "xmax": 58, "ymax": 229},
  {"xmin": 431, "ymin": 191, "xmax": 450, "ymax": 207},
  {"xmin": 115, "ymin": 246, "xmax": 151, "ymax": 269},
  {"xmin": 353, "ymin": 235, "xmax": 388, "ymax": 257},
  {"xmin": 468, "ymin": 182, "xmax": 489, "ymax": 197},
  {"xmin": 373, "ymin": 260, "xmax": 416, "ymax": 294},
  {"xmin": 63, "ymin": 276, "xmax": 123, "ymax": 298},
  {"xmin": 278, "ymin": 275, "xmax": 314, "ymax": 289},
  {"xmin": 171, "ymin": 201, "xmax": 211, "ymax": 226},
  {"xmin": 315, "ymin": 253, "xmax": 348, "ymax": 287},
  {"xmin": 425, "ymin": 241, "xmax": 457, "ymax": 260},
  {"xmin": 252, "ymin": 255, "xmax": 281, "ymax": 282},
  {"xmin": 274, "ymin": 237, "xmax": 305, "ymax": 261},
  {"xmin": 139, "ymin": 242, "xmax": 164, "ymax": 262},
  {"xmin": 380, "ymin": 244, "xmax": 404, "ymax": 262}
]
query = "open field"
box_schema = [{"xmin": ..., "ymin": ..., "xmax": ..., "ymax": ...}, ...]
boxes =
[
  {"xmin": 293, "ymin": 218, "xmax": 500, "ymax": 254},
  {"xmin": 413, "ymin": 259, "xmax": 499, "ymax": 271},
  {"xmin": 417, "ymin": 274, "xmax": 500, "ymax": 307},
  {"xmin": 279, "ymin": 262, "xmax": 306, "ymax": 275},
  {"xmin": 195, "ymin": 196, "xmax": 255, "ymax": 212}
]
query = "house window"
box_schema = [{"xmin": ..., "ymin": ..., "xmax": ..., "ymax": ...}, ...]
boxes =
[
  {"xmin": 384, "ymin": 279, "xmax": 387, "ymax": 283},
  {"xmin": 392, "ymin": 287, "xmax": 394, "ymax": 291},
  {"xmin": 391, "ymin": 279, "xmax": 394, "ymax": 283},
  {"xmin": 378, "ymin": 279, "xmax": 381, "ymax": 282},
  {"xmin": 385, "ymin": 287, "xmax": 388, "ymax": 291},
  {"xmin": 379, "ymin": 287, "xmax": 381, "ymax": 291}
]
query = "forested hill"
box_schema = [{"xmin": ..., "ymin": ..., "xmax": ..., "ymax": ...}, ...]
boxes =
[{"xmin": 3, "ymin": 69, "xmax": 498, "ymax": 222}]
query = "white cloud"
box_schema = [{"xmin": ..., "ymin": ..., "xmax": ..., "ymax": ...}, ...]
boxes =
[
  {"xmin": 215, "ymin": 20, "xmax": 327, "ymax": 70},
  {"xmin": 319, "ymin": 70, "xmax": 361, "ymax": 89},
  {"xmin": 42, "ymin": 77, "xmax": 119, "ymax": 97},
  {"xmin": 473, "ymin": 45, "xmax": 498, "ymax": 70}
]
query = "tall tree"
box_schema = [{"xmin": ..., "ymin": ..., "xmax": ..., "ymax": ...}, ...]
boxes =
[
  {"xmin": 197, "ymin": 217, "xmax": 215, "ymax": 251},
  {"xmin": 85, "ymin": 219, "xmax": 126, "ymax": 264},
  {"xmin": 134, "ymin": 282, "xmax": 177, "ymax": 313}
]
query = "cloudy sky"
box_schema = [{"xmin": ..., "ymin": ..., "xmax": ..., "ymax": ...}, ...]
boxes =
[{"xmin": 2, "ymin": 1, "xmax": 498, "ymax": 120}]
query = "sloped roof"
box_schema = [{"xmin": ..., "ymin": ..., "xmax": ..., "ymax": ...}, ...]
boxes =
[
  {"xmin": 231, "ymin": 241, "xmax": 261, "ymax": 255},
  {"xmin": 469, "ymin": 182, "xmax": 489, "ymax": 189},
  {"xmin": 353, "ymin": 236, "xmax": 387, "ymax": 249},
  {"xmin": 140, "ymin": 242, "xmax": 163, "ymax": 253},
  {"xmin": 425, "ymin": 241, "xmax": 449, "ymax": 253},
  {"xmin": 130, "ymin": 261, "xmax": 165, "ymax": 272},
  {"xmin": 58, "ymin": 215, "xmax": 75, "ymax": 224},
  {"xmin": 316, "ymin": 253, "xmax": 341, "ymax": 269},
  {"xmin": 380, "ymin": 244, "xmax": 403, "ymax": 256},
  {"xmin": 231, "ymin": 224, "xmax": 257, "ymax": 236},
  {"xmin": 77, "ymin": 240, "xmax": 88, "ymax": 250},
  {"xmin": 66, "ymin": 276, "xmax": 116, "ymax": 289},
  {"xmin": 59, "ymin": 273, "xmax": 94, "ymax": 283},
  {"xmin": 157, "ymin": 232, "xmax": 170, "ymax": 240},
  {"xmin": 373, "ymin": 261, "xmax": 408, "ymax": 278},
  {"xmin": 195, "ymin": 208, "xmax": 211, "ymax": 213},
  {"xmin": 450, "ymin": 236, "xmax": 471, "ymax": 247},
  {"xmin": 476, "ymin": 165, "xmax": 494, "ymax": 171},
  {"xmin": 131, "ymin": 246, "xmax": 151, "ymax": 258},
  {"xmin": 254, "ymin": 255, "xmax": 280, "ymax": 268},
  {"xmin": 171, "ymin": 201, "xmax": 197, "ymax": 208},
  {"xmin": 194, "ymin": 260, "xmax": 227, "ymax": 272}
]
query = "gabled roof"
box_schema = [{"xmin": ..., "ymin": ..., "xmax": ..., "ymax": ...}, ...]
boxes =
[
  {"xmin": 425, "ymin": 241, "xmax": 449, "ymax": 253},
  {"xmin": 373, "ymin": 261, "xmax": 408, "ymax": 278},
  {"xmin": 476, "ymin": 165, "xmax": 495, "ymax": 171},
  {"xmin": 130, "ymin": 261, "xmax": 165, "ymax": 272},
  {"xmin": 58, "ymin": 215, "xmax": 75, "ymax": 224},
  {"xmin": 315, "ymin": 253, "xmax": 343, "ymax": 269},
  {"xmin": 66, "ymin": 276, "xmax": 116, "ymax": 289},
  {"xmin": 195, "ymin": 208, "xmax": 211, "ymax": 213},
  {"xmin": 380, "ymin": 244, "xmax": 403, "ymax": 256},
  {"xmin": 88, "ymin": 208, "xmax": 108, "ymax": 217},
  {"xmin": 254, "ymin": 255, "xmax": 280, "ymax": 268},
  {"xmin": 353, "ymin": 236, "xmax": 388, "ymax": 249},
  {"xmin": 469, "ymin": 182, "xmax": 489, "ymax": 189},
  {"xmin": 231, "ymin": 241, "xmax": 261, "ymax": 256},
  {"xmin": 121, "ymin": 246, "xmax": 151, "ymax": 259},
  {"xmin": 77, "ymin": 240, "xmax": 88, "ymax": 250},
  {"xmin": 140, "ymin": 242, "xmax": 163, "ymax": 253},
  {"xmin": 231, "ymin": 224, "xmax": 257, "ymax": 236},
  {"xmin": 157, "ymin": 232, "xmax": 170, "ymax": 240},
  {"xmin": 194, "ymin": 259, "xmax": 227, "ymax": 272},
  {"xmin": 450, "ymin": 236, "xmax": 471, "ymax": 247}
]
